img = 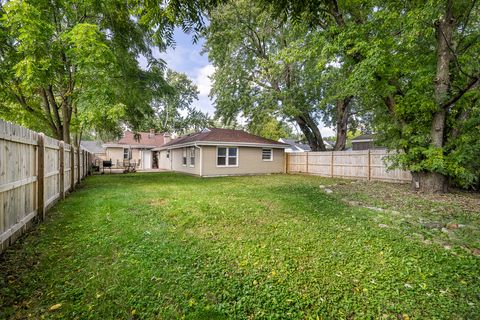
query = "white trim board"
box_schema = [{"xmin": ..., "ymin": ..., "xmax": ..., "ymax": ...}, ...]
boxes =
[{"xmin": 154, "ymin": 141, "xmax": 288, "ymax": 151}]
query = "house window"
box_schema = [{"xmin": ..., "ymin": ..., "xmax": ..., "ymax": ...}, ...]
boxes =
[
  {"xmin": 262, "ymin": 148, "xmax": 273, "ymax": 161},
  {"xmin": 217, "ymin": 147, "xmax": 238, "ymax": 167},
  {"xmin": 166, "ymin": 150, "xmax": 170, "ymax": 159},
  {"xmin": 189, "ymin": 147, "xmax": 195, "ymax": 167},
  {"xmin": 182, "ymin": 148, "xmax": 187, "ymax": 166},
  {"xmin": 123, "ymin": 148, "xmax": 131, "ymax": 160}
]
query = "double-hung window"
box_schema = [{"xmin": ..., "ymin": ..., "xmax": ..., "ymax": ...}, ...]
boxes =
[
  {"xmin": 123, "ymin": 148, "xmax": 131, "ymax": 160},
  {"xmin": 182, "ymin": 148, "xmax": 187, "ymax": 166},
  {"xmin": 166, "ymin": 150, "xmax": 170, "ymax": 159},
  {"xmin": 262, "ymin": 148, "xmax": 273, "ymax": 161},
  {"xmin": 189, "ymin": 147, "xmax": 195, "ymax": 167},
  {"xmin": 217, "ymin": 147, "xmax": 238, "ymax": 167}
]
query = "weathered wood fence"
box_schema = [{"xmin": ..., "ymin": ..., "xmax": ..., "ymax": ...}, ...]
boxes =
[
  {"xmin": 287, "ymin": 150, "xmax": 411, "ymax": 183},
  {"xmin": 0, "ymin": 120, "xmax": 92, "ymax": 253}
]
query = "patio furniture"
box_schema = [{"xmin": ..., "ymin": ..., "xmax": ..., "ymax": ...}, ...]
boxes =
[
  {"xmin": 102, "ymin": 160, "xmax": 112, "ymax": 174},
  {"xmin": 123, "ymin": 160, "xmax": 136, "ymax": 173}
]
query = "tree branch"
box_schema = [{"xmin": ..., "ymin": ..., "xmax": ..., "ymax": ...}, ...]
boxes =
[
  {"xmin": 40, "ymin": 88, "xmax": 60, "ymax": 135},
  {"xmin": 442, "ymin": 74, "xmax": 480, "ymax": 110}
]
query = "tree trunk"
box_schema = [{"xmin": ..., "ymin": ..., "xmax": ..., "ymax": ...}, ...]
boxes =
[
  {"xmin": 421, "ymin": 0, "xmax": 454, "ymax": 193},
  {"xmin": 411, "ymin": 171, "xmax": 448, "ymax": 193},
  {"xmin": 295, "ymin": 114, "xmax": 326, "ymax": 151},
  {"xmin": 62, "ymin": 101, "xmax": 71, "ymax": 144},
  {"xmin": 334, "ymin": 97, "xmax": 351, "ymax": 150}
]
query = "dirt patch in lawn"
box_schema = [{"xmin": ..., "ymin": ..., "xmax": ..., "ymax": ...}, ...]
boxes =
[
  {"xmin": 149, "ymin": 198, "xmax": 168, "ymax": 206},
  {"xmin": 331, "ymin": 181, "xmax": 480, "ymax": 214},
  {"xmin": 329, "ymin": 180, "xmax": 480, "ymax": 254}
]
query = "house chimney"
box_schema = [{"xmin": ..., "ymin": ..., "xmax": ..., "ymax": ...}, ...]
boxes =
[
  {"xmin": 163, "ymin": 133, "xmax": 171, "ymax": 144},
  {"xmin": 149, "ymin": 128, "xmax": 155, "ymax": 138}
]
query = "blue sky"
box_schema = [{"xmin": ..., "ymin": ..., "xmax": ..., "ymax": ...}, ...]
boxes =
[
  {"xmin": 146, "ymin": 29, "xmax": 335, "ymax": 137},
  {"xmin": 152, "ymin": 29, "xmax": 215, "ymax": 116}
]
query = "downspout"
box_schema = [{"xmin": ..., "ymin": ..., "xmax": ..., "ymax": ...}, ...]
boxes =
[{"xmin": 194, "ymin": 143, "xmax": 202, "ymax": 177}]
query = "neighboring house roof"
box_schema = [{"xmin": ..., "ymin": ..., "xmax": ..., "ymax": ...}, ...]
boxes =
[
  {"xmin": 323, "ymin": 140, "xmax": 334, "ymax": 148},
  {"xmin": 154, "ymin": 128, "xmax": 288, "ymax": 150},
  {"xmin": 279, "ymin": 138, "xmax": 334, "ymax": 151},
  {"xmin": 278, "ymin": 138, "xmax": 311, "ymax": 152},
  {"xmin": 80, "ymin": 141, "xmax": 105, "ymax": 154},
  {"xmin": 351, "ymin": 134, "xmax": 375, "ymax": 142},
  {"xmin": 103, "ymin": 131, "xmax": 166, "ymax": 149}
]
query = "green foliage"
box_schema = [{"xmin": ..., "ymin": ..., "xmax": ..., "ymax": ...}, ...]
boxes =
[
  {"xmin": 256, "ymin": 0, "xmax": 480, "ymax": 188},
  {"xmin": 1, "ymin": 173, "xmax": 478, "ymax": 318},
  {"xmin": 353, "ymin": 1, "xmax": 480, "ymax": 188},
  {"xmin": 0, "ymin": 0, "xmax": 171, "ymax": 143},
  {"xmin": 139, "ymin": 69, "xmax": 214, "ymax": 134},
  {"xmin": 247, "ymin": 116, "xmax": 293, "ymax": 141},
  {"xmin": 204, "ymin": 0, "xmax": 338, "ymax": 150}
]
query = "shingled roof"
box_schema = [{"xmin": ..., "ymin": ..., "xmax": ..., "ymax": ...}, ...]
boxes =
[
  {"xmin": 103, "ymin": 131, "xmax": 166, "ymax": 148},
  {"xmin": 155, "ymin": 128, "xmax": 288, "ymax": 150},
  {"xmin": 351, "ymin": 134, "xmax": 375, "ymax": 141}
]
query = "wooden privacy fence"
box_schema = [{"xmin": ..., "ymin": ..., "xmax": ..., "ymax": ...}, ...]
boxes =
[
  {"xmin": 0, "ymin": 120, "xmax": 92, "ymax": 253},
  {"xmin": 287, "ymin": 150, "xmax": 412, "ymax": 183}
]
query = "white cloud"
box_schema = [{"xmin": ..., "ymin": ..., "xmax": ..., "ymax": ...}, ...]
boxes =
[
  {"xmin": 320, "ymin": 125, "xmax": 335, "ymax": 138},
  {"xmin": 194, "ymin": 64, "xmax": 215, "ymax": 97}
]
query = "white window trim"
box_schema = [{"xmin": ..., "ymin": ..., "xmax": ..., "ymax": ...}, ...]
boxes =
[
  {"xmin": 189, "ymin": 147, "xmax": 195, "ymax": 168},
  {"xmin": 123, "ymin": 148, "xmax": 131, "ymax": 160},
  {"xmin": 166, "ymin": 150, "xmax": 170, "ymax": 159},
  {"xmin": 262, "ymin": 148, "xmax": 273, "ymax": 161},
  {"xmin": 182, "ymin": 147, "xmax": 187, "ymax": 167},
  {"xmin": 216, "ymin": 146, "xmax": 239, "ymax": 167}
]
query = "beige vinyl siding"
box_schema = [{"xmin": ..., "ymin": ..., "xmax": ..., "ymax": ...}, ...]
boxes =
[
  {"xmin": 105, "ymin": 147, "xmax": 123, "ymax": 164},
  {"xmin": 201, "ymin": 146, "xmax": 284, "ymax": 176},
  {"xmin": 105, "ymin": 147, "xmax": 141, "ymax": 166},
  {"xmin": 131, "ymin": 149, "xmax": 141, "ymax": 163},
  {"xmin": 158, "ymin": 150, "xmax": 171, "ymax": 170},
  {"xmin": 170, "ymin": 147, "xmax": 200, "ymax": 175}
]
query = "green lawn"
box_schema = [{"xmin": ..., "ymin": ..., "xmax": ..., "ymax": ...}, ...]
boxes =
[{"xmin": 1, "ymin": 173, "xmax": 479, "ymax": 319}]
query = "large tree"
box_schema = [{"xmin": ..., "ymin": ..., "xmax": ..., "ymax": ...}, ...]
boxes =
[
  {"xmin": 343, "ymin": 1, "xmax": 480, "ymax": 192},
  {"xmin": 140, "ymin": 69, "xmax": 213, "ymax": 134},
  {"xmin": 257, "ymin": 0, "xmax": 480, "ymax": 192},
  {"xmin": 204, "ymin": 0, "xmax": 332, "ymax": 150},
  {"xmin": 0, "ymin": 0, "xmax": 169, "ymax": 145}
]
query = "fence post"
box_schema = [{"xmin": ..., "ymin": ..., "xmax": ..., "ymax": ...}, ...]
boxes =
[
  {"xmin": 285, "ymin": 153, "xmax": 289, "ymax": 173},
  {"xmin": 59, "ymin": 141, "xmax": 65, "ymax": 199},
  {"xmin": 77, "ymin": 148, "xmax": 81, "ymax": 184},
  {"xmin": 81, "ymin": 150, "xmax": 84, "ymax": 178},
  {"xmin": 84, "ymin": 151, "xmax": 87, "ymax": 177},
  {"xmin": 70, "ymin": 146, "xmax": 75, "ymax": 191},
  {"xmin": 37, "ymin": 133, "xmax": 45, "ymax": 220},
  {"xmin": 88, "ymin": 152, "xmax": 92, "ymax": 175},
  {"xmin": 367, "ymin": 149, "xmax": 371, "ymax": 181},
  {"xmin": 306, "ymin": 152, "xmax": 309, "ymax": 173},
  {"xmin": 330, "ymin": 151, "xmax": 334, "ymax": 178}
]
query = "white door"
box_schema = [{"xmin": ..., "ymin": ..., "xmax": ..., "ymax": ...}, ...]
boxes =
[{"xmin": 142, "ymin": 150, "xmax": 152, "ymax": 169}]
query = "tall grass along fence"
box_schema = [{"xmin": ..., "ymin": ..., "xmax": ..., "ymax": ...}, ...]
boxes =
[
  {"xmin": 0, "ymin": 120, "xmax": 92, "ymax": 253},
  {"xmin": 286, "ymin": 150, "xmax": 411, "ymax": 183}
]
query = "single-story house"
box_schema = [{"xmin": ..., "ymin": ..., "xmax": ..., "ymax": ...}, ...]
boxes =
[
  {"xmin": 153, "ymin": 128, "xmax": 288, "ymax": 177},
  {"xmin": 351, "ymin": 134, "xmax": 383, "ymax": 150},
  {"xmin": 103, "ymin": 130, "xmax": 170, "ymax": 169},
  {"xmin": 278, "ymin": 138, "xmax": 333, "ymax": 152},
  {"xmin": 352, "ymin": 134, "xmax": 385, "ymax": 150},
  {"xmin": 80, "ymin": 141, "xmax": 106, "ymax": 161}
]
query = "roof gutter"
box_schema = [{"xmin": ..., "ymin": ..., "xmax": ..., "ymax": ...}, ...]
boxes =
[{"xmin": 153, "ymin": 141, "xmax": 288, "ymax": 151}]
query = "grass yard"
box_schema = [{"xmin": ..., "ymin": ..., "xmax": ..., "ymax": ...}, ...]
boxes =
[{"xmin": 1, "ymin": 173, "xmax": 479, "ymax": 319}]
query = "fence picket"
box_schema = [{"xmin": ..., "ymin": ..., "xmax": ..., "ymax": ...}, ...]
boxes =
[
  {"xmin": 0, "ymin": 120, "xmax": 92, "ymax": 254},
  {"xmin": 287, "ymin": 150, "xmax": 411, "ymax": 183}
]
